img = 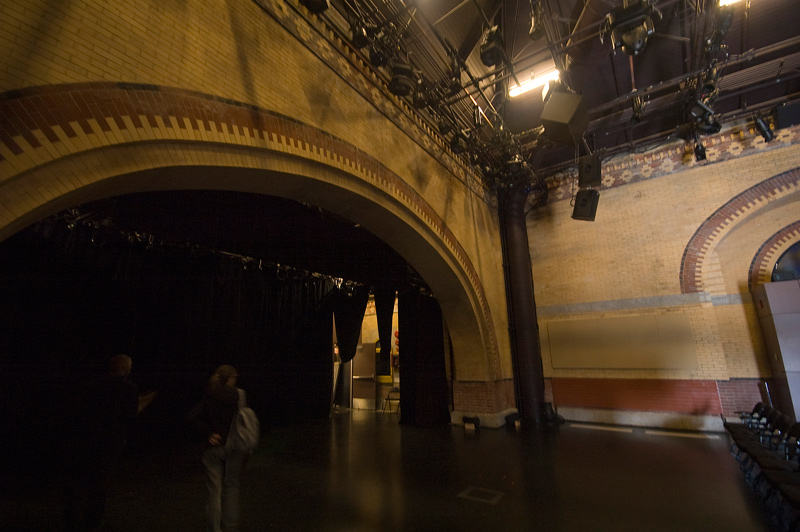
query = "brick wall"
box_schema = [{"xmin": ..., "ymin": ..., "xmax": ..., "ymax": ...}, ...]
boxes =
[
  {"xmin": 452, "ymin": 379, "xmax": 515, "ymax": 414},
  {"xmin": 717, "ymin": 379, "xmax": 765, "ymax": 418},
  {"xmin": 531, "ymin": 122, "xmax": 800, "ymax": 422}
]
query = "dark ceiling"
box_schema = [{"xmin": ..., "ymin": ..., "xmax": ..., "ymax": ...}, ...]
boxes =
[{"xmin": 315, "ymin": 0, "xmax": 800, "ymax": 182}]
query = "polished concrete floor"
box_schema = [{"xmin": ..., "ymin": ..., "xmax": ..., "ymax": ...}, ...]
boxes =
[{"xmin": 3, "ymin": 408, "xmax": 775, "ymax": 531}]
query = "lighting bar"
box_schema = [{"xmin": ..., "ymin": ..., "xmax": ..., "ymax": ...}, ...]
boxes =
[
  {"xmin": 509, "ymin": 69, "xmax": 560, "ymax": 98},
  {"xmin": 718, "ymin": 0, "xmax": 741, "ymax": 6}
]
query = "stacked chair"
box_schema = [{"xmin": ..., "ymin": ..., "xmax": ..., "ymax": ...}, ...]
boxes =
[{"xmin": 723, "ymin": 403, "xmax": 800, "ymax": 531}]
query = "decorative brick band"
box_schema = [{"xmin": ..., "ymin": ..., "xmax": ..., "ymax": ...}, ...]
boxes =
[
  {"xmin": 552, "ymin": 377, "xmax": 764, "ymax": 418},
  {"xmin": 551, "ymin": 377, "xmax": 723, "ymax": 415},
  {"xmin": 680, "ymin": 168, "xmax": 800, "ymax": 293},
  {"xmin": 0, "ymin": 82, "xmax": 499, "ymax": 363},
  {"xmin": 543, "ymin": 123, "xmax": 800, "ymax": 203},
  {"xmin": 749, "ymin": 221, "xmax": 800, "ymax": 291}
]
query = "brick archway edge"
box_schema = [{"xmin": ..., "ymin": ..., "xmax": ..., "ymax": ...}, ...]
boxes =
[
  {"xmin": 749, "ymin": 221, "xmax": 800, "ymax": 291},
  {"xmin": 0, "ymin": 81, "xmax": 504, "ymax": 389},
  {"xmin": 680, "ymin": 168, "xmax": 800, "ymax": 293}
]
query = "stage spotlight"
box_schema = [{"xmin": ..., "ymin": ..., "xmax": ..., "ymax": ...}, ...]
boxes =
[
  {"xmin": 450, "ymin": 131, "xmax": 469, "ymax": 154},
  {"xmin": 437, "ymin": 118, "xmax": 453, "ymax": 136},
  {"xmin": 621, "ymin": 23, "xmax": 650, "ymax": 55},
  {"xmin": 507, "ymin": 154, "xmax": 524, "ymax": 174},
  {"xmin": 480, "ymin": 26, "xmax": 504, "ymax": 67},
  {"xmin": 755, "ymin": 117, "xmax": 775, "ymax": 142},
  {"xmin": 697, "ymin": 116, "xmax": 721, "ymax": 135},
  {"xmin": 351, "ymin": 24, "xmax": 369, "ymax": 49},
  {"xmin": 389, "ymin": 62, "xmax": 415, "ymax": 97},
  {"xmin": 631, "ymin": 94, "xmax": 645, "ymax": 123},
  {"xmin": 412, "ymin": 88, "xmax": 428, "ymax": 109},
  {"xmin": 609, "ymin": 1, "xmax": 655, "ymax": 56},
  {"xmin": 703, "ymin": 68, "xmax": 718, "ymax": 94},
  {"xmin": 299, "ymin": 0, "xmax": 329, "ymax": 14},
  {"xmin": 690, "ymin": 99, "xmax": 714, "ymax": 121},
  {"xmin": 369, "ymin": 45, "xmax": 387, "ymax": 67},
  {"xmin": 528, "ymin": 2, "xmax": 544, "ymax": 41},
  {"xmin": 694, "ymin": 141, "xmax": 707, "ymax": 162}
]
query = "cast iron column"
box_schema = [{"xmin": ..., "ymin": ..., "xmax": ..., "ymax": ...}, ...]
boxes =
[{"xmin": 499, "ymin": 181, "xmax": 546, "ymax": 423}]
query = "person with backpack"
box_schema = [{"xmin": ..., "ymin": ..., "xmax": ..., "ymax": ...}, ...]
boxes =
[{"xmin": 190, "ymin": 365, "xmax": 252, "ymax": 532}]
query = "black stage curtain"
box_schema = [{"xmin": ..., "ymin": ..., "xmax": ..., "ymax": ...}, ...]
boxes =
[
  {"xmin": 397, "ymin": 287, "xmax": 450, "ymax": 427},
  {"xmin": 330, "ymin": 284, "xmax": 370, "ymax": 363},
  {"xmin": 0, "ymin": 226, "xmax": 342, "ymax": 440}
]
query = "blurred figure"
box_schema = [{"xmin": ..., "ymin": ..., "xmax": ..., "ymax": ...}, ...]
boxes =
[
  {"xmin": 64, "ymin": 354, "xmax": 156, "ymax": 531},
  {"xmin": 189, "ymin": 365, "xmax": 247, "ymax": 532}
]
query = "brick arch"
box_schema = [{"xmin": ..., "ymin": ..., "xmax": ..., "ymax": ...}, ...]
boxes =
[
  {"xmin": 0, "ymin": 82, "xmax": 502, "ymax": 385},
  {"xmin": 749, "ymin": 221, "xmax": 800, "ymax": 291},
  {"xmin": 680, "ymin": 168, "xmax": 800, "ymax": 293}
]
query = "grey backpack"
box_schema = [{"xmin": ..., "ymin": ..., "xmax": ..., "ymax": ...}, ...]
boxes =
[{"xmin": 226, "ymin": 388, "xmax": 260, "ymax": 453}]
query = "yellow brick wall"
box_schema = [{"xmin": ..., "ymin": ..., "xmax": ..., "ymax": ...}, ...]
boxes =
[{"xmin": 532, "ymin": 137, "xmax": 800, "ymax": 382}]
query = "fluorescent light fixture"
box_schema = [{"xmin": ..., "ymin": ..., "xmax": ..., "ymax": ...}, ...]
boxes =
[
  {"xmin": 509, "ymin": 68, "xmax": 560, "ymax": 98},
  {"xmin": 718, "ymin": 0, "xmax": 741, "ymax": 6}
]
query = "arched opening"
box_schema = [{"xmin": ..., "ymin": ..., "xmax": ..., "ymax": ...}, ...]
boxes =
[
  {"xmin": 772, "ymin": 241, "xmax": 800, "ymax": 282},
  {"xmin": 0, "ymin": 142, "xmax": 500, "ymax": 375},
  {"xmin": 0, "ymin": 180, "xmax": 464, "ymax": 426},
  {"xmin": 0, "ymin": 188, "xmax": 454, "ymax": 425}
]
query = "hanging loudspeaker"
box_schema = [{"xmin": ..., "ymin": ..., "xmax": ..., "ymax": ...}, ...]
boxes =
[
  {"xmin": 775, "ymin": 101, "xmax": 800, "ymax": 129},
  {"xmin": 572, "ymin": 190, "xmax": 599, "ymax": 221},
  {"xmin": 540, "ymin": 91, "xmax": 589, "ymax": 146},
  {"xmin": 578, "ymin": 154, "xmax": 601, "ymax": 187}
]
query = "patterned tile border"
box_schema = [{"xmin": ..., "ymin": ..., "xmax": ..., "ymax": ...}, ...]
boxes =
[
  {"xmin": 542, "ymin": 122, "xmax": 800, "ymax": 203},
  {"xmin": 749, "ymin": 221, "xmax": 800, "ymax": 291},
  {"xmin": 0, "ymin": 81, "xmax": 499, "ymax": 365},
  {"xmin": 680, "ymin": 168, "xmax": 800, "ymax": 293}
]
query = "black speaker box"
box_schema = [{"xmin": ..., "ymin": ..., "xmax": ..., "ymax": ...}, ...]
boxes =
[
  {"xmin": 540, "ymin": 92, "xmax": 589, "ymax": 146},
  {"xmin": 776, "ymin": 102, "xmax": 800, "ymax": 129},
  {"xmin": 572, "ymin": 189, "xmax": 599, "ymax": 221},
  {"xmin": 578, "ymin": 154, "xmax": 601, "ymax": 187}
]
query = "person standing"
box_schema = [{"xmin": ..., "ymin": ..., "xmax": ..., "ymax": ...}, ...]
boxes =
[
  {"xmin": 190, "ymin": 365, "xmax": 247, "ymax": 532},
  {"xmin": 64, "ymin": 353, "xmax": 156, "ymax": 531}
]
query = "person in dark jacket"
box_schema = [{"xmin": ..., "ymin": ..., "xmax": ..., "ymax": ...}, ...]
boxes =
[
  {"xmin": 191, "ymin": 365, "xmax": 246, "ymax": 532},
  {"xmin": 64, "ymin": 354, "xmax": 156, "ymax": 531}
]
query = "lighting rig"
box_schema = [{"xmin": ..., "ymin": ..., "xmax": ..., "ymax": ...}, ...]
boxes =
[
  {"xmin": 294, "ymin": 0, "xmax": 793, "ymax": 199},
  {"xmin": 606, "ymin": 0, "xmax": 660, "ymax": 56},
  {"xmin": 293, "ymin": 0, "xmax": 546, "ymax": 194}
]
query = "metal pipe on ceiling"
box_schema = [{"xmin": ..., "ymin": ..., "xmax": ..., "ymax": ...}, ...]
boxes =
[{"xmin": 534, "ymin": 88, "xmax": 800, "ymax": 178}]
